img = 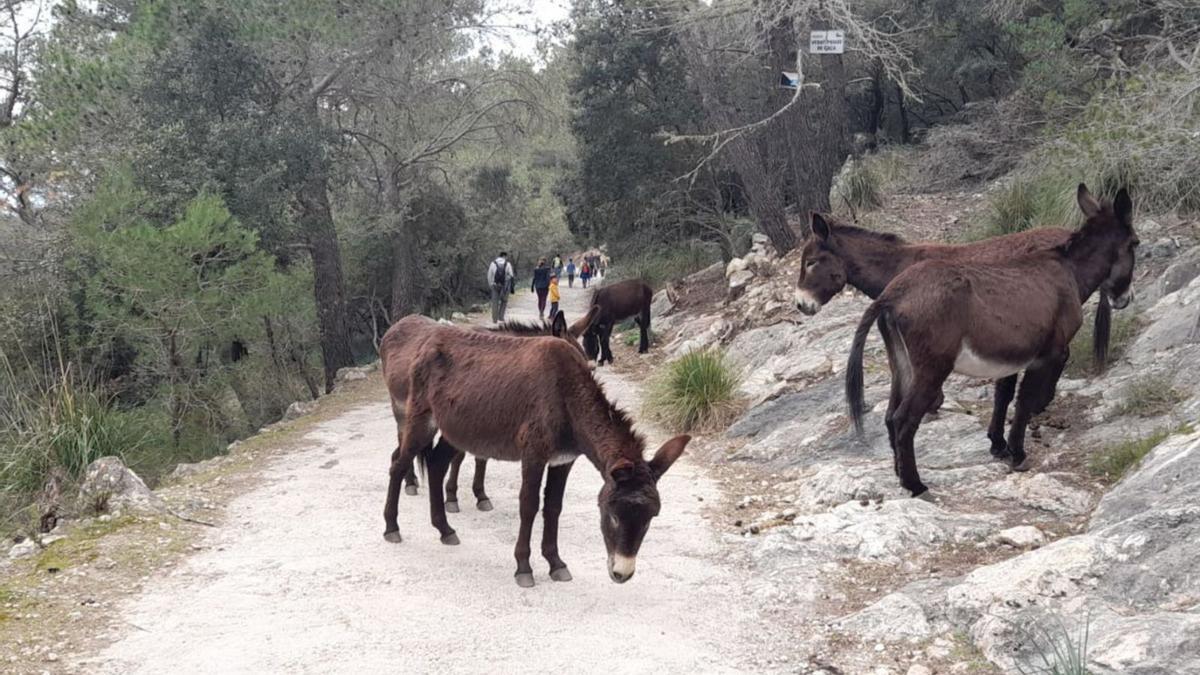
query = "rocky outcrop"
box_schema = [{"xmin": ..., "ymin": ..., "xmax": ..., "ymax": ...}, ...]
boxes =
[{"xmin": 77, "ymin": 457, "xmax": 167, "ymax": 516}]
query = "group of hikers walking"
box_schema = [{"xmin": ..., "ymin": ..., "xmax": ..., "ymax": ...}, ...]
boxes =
[{"xmin": 488, "ymin": 250, "xmax": 608, "ymax": 322}]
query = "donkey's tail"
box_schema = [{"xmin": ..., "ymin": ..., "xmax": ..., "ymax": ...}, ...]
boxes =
[
  {"xmin": 1093, "ymin": 293, "xmax": 1111, "ymax": 372},
  {"xmin": 847, "ymin": 301, "xmax": 884, "ymax": 437}
]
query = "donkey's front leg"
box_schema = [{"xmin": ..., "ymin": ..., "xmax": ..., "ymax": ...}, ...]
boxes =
[
  {"xmin": 1005, "ymin": 352, "xmax": 1068, "ymax": 472},
  {"xmin": 514, "ymin": 458, "xmax": 546, "ymax": 588},
  {"xmin": 542, "ymin": 460, "xmax": 575, "ymax": 581},
  {"xmin": 384, "ymin": 410, "xmax": 435, "ymax": 543},
  {"xmin": 426, "ymin": 439, "xmax": 459, "ymax": 545},
  {"xmin": 987, "ymin": 375, "xmax": 1018, "ymax": 459}
]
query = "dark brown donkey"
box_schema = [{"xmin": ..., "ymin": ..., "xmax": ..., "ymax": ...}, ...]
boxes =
[
  {"xmin": 846, "ymin": 185, "xmax": 1138, "ymax": 496},
  {"xmin": 795, "ymin": 211, "xmax": 1117, "ymax": 461},
  {"xmin": 382, "ymin": 323, "xmax": 689, "ymax": 587},
  {"xmin": 390, "ymin": 309, "xmax": 598, "ymax": 511},
  {"xmin": 582, "ymin": 279, "xmax": 653, "ymax": 366}
]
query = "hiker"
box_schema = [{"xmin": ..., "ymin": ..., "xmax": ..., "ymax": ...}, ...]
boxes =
[
  {"xmin": 580, "ymin": 260, "xmax": 592, "ymax": 288},
  {"xmin": 531, "ymin": 257, "xmax": 552, "ymax": 320},
  {"xmin": 548, "ymin": 273, "xmax": 560, "ymax": 320},
  {"xmin": 552, "ymin": 254, "xmax": 563, "ymax": 280},
  {"xmin": 487, "ymin": 251, "xmax": 514, "ymax": 322},
  {"xmin": 566, "ymin": 258, "xmax": 576, "ymax": 288}
]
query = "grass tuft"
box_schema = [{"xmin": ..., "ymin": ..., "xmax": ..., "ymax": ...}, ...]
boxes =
[
  {"xmin": 970, "ymin": 174, "xmax": 1080, "ymax": 241},
  {"xmin": 1014, "ymin": 612, "xmax": 1093, "ymax": 675},
  {"xmin": 1064, "ymin": 311, "xmax": 1141, "ymax": 378},
  {"xmin": 643, "ymin": 349, "xmax": 743, "ymax": 433},
  {"xmin": 833, "ymin": 159, "xmax": 884, "ymax": 214},
  {"xmin": 1088, "ymin": 428, "xmax": 1173, "ymax": 481},
  {"xmin": 1114, "ymin": 375, "xmax": 1184, "ymax": 418}
]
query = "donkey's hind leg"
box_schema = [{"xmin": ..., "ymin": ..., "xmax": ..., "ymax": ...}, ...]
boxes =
[
  {"xmin": 444, "ymin": 451, "xmax": 465, "ymax": 513},
  {"xmin": 473, "ymin": 458, "xmax": 493, "ymax": 511},
  {"xmin": 892, "ymin": 374, "xmax": 947, "ymax": 498},
  {"xmin": 879, "ymin": 317, "xmax": 903, "ymax": 477},
  {"xmin": 425, "ymin": 439, "xmax": 459, "ymax": 545},
  {"xmin": 987, "ymin": 375, "xmax": 1019, "ymax": 460},
  {"xmin": 1005, "ymin": 351, "xmax": 1068, "ymax": 472},
  {"xmin": 403, "ymin": 467, "xmax": 419, "ymax": 495},
  {"xmin": 384, "ymin": 409, "xmax": 435, "ymax": 543},
  {"xmin": 637, "ymin": 306, "xmax": 651, "ymax": 354},
  {"xmin": 542, "ymin": 460, "xmax": 575, "ymax": 581}
]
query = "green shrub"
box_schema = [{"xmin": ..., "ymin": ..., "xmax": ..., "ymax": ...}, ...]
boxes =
[
  {"xmin": 609, "ymin": 240, "xmax": 724, "ymax": 289},
  {"xmin": 1114, "ymin": 375, "xmax": 1184, "ymax": 418},
  {"xmin": 833, "ymin": 159, "xmax": 884, "ymax": 214},
  {"xmin": 623, "ymin": 329, "xmax": 656, "ymax": 347},
  {"xmin": 1089, "ymin": 428, "xmax": 1172, "ymax": 481},
  {"xmin": 643, "ymin": 349, "xmax": 742, "ymax": 433},
  {"xmin": 971, "ymin": 173, "xmax": 1080, "ymax": 241},
  {"xmin": 1065, "ymin": 311, "xmax": 1141, "ymax": 378}
]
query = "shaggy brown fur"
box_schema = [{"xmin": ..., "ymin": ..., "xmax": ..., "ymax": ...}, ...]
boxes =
[
  {"xmin": 846, "ymin": 185, "xmax": 1138, "ymax": 496},
  {"xmin": 382, "ymin": 323, "xmax": 688, "ymax": 587}
]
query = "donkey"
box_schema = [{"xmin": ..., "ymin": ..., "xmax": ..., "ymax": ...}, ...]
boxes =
[
  {"xmin": 582, "ymin": 279, "xmax": 654, "ymax": 366},
  {"xmin": 845, "ymin": 185, "xmax": 1138, "ymax": 497},
  {"xmin": 795, "ymin": 211, "xmax": 1117, "ymax": 461},
  {"xmin": 388, "ymin": 309, "xmax": 598, "ymax": 512},
  {"xmin": 382, "ymin": 323, "xmax": 689, "ymax": 587}
]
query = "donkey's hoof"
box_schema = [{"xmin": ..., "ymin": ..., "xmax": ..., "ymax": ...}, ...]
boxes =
[
  {"xmin": 549, "ymin": 567, "xmax": 573, "ymax": 582},
  {"xmin": 913, "ymin": 488, "xmax": 935, "ymax": 502},
  {"xmin": 404, "ymin": 485, "xmax": 418, "ymax": 496},
  {"xmin": 440, "ymin": 532, "xmax": 460, "ymax": 546},
  {"xmin": 445, "ymin": 500, "xmax": 460, "ymax": 513},
  {"xmin": 1011, "ymin": 458, "xmax": 1031, "ymax": 472},
  {"xmin": 476, "ymin": 498, "xmax": 494, "ymax": 512},
  {"xmin": 514, "ymin": 572, "xmax": 535, "ymax": 588},
  {"xmin": 383, "ymin": 530, "xmax": 403, "ymax": 543}
]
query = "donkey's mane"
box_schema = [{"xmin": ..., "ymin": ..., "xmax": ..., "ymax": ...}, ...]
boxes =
[
  {"xmin": 587, "ymin": 377, "xmax": 646, "ymax": 451},
  {"xmin": 835, "ymin": 222, "xmax": 906, "ymax": 245},
  {"xmin": 487, "ymin": 319, "xmax": 550, "ymax": 336}
]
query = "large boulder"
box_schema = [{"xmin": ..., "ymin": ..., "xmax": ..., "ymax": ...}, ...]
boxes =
[
  {"xmin": 283, "ymin": 399, "xmax": 319, "ymax": 421},
  {"xmin": 78, "ymin": 457, "xmax": 167, "ymax": 516}
]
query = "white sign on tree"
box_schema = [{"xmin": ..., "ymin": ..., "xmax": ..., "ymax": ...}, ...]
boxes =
[{"xmin": 809, "ymin": 30, "xmax": 845, "ymax": 55}]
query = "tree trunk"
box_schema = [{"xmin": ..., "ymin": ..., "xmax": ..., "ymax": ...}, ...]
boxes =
[
  {"xmin": 724, "ymin": 131, "xmax": 796, "ymax": 253},
  {"xmin": 787, "ymin": 36, "xmax": 850, "ymax": 232},
  {"xmin": 390, "ymin": 231, "xmax": 422, "ymax": 319},
  {"xmin": 896, "ymin": 83, "xmax": 911, "ymax": 144},
  {"xmin": 297, "ymin": 168, "xmax": 355, "ymax": 393}
]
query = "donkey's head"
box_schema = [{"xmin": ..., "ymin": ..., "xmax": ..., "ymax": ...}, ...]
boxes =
[
  {"xmin": 795, "ymin": 212, "xmax": 849, "ymax": 315},
  {"xmin": 1071, "ymin": 184, "xmax": 1139, "ymax": 309},
  {"xmin": 598, "ymin": 434, "xmax": 690, "ymax": 583}
]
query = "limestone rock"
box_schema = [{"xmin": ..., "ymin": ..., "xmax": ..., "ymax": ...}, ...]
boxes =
[
  {"xmin": 994, "ymin": 525, "xmax": 1045, "ymax": 548},
  {"xmin": 78, "ymin": 457, "xmax": 167, "ymax": 516},
  {"xmin": 650, "ymin": 289, "xmax": 675, "ymax": 318},
  {"xmin": 283, "ymin": 400, "xmax": 319, "ymax": 421},
  {"xmin": 837, "ymin": 592, "xmax": 933, "ymax": 643}
]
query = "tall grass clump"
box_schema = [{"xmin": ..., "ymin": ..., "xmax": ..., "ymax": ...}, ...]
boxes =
[
  {"xmin": 972, "ymin": 173, "xmax": 1080, "ymax": 241},
  {"xmin": 833, "ymin": 159, "xmax": 884, "ymax": 215},
  {"xmin": 1088, "ymin": 428, "xmax": 1172, "ymax": 481},
  {"xmin": 644, "ymin": 349, "xmax": 743, "ymax": 433},
  {"xmin": 0, "ymin": 353, "xmax": 152, "ymax": 519},
  {"xmin": 1114, "ymin": 374, "xmax": 1184, "ymax": 418},
  {"xmin": 612, "ymin": 240, "xmax": 725, "ymax": 289},
  {"xmin": 1014, "ymin": 613, "xmax": 1093, "ymax": 675},
  {"xmin": 1065, "ymin": 311, "xmax": 1141, "ymax": 378}
]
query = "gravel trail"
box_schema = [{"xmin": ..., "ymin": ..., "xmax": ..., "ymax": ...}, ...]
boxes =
[{"xmin": 85, "ymin": 277, "xmax": 763, "ymax": 674}]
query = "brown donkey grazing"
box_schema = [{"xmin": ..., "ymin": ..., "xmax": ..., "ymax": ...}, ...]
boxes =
[
  {"xmin": 845, "ymin": 185, "xmax": 1138, "ymax": 497},
  {"xmin": 382, "ymin": 323, "xmax": 689, "ymax": 587},
  {"xmin": 582, "ymin": 279, "xmax": 653, "ymax": 366},
  {"xmin": 795, "ymin": 211, "xmax": 1117, "ymax": 461},
  {"xmin": 387, "ymin": 309, "xmax": 598, "ymax": 512}
]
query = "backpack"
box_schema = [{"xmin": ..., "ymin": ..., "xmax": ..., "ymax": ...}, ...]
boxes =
[{"xmin": 492, "ymin": 259, "xmax": 507, "ymax": 285}]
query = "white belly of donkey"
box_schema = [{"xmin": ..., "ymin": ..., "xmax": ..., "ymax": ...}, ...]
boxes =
[{"xmin": 953, "ymin": 343, "xmax": 1028, "ymax": 379}]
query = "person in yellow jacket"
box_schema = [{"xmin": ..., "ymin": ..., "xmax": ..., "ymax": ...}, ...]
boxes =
[{"xmin": 548, "ymin": 273, "xmax": 561, "ymax": 321}]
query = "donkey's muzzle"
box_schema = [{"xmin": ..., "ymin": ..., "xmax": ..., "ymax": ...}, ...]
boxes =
[
  {"xmin": 608, "ymin": 554, "xmax": 636, "ymax": 583},
  {"xmin": 794, "ymin": 289, "xmax": 821, "ymax": 316}
]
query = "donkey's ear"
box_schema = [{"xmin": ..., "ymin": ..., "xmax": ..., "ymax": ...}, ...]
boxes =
[
  {"xmin": 1077, "ymin": 183, "xmax": 1101, "ymax": 218},
  {"xmin": 811, "ymin": 212, "xmax": 832, "ymax": 241},
  {"xmin": 608, "ymin": 458, "xmax": 636, "ymax": 484},
  {"xmin": 551, "ymin": 310, "xmax": 568, "ymax": 337},
  {"xmin": 1113, "ymin": 188, "xmax": 1133, "ymax": 226},
  {"xmin": 649, "ymin": 435, "xmax": 690, "ymax": 481},
  {"xmin": 569, "ymin": 305, "xmax": 600, "ymax": 338}
]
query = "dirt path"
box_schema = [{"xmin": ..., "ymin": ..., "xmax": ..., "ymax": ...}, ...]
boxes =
[{"xmin": 83, "ymin": 278, "xmax": 764, "ymax": 673}]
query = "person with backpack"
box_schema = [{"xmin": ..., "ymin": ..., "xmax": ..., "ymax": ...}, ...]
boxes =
[
  {"xmin": 487, "ymin": 251, "xmax": 514, "ymax": 322},
  {"xmin": 552, "ymin": 254, "xmax": 563, "ymax": 280},
  {"xmin": 531, "ymin": 257, "xmax": 552, "ymax": 320},
  {"xmin": 580, "ymin": 260, "xmax": 592, "ymax": 288},
  {"xmin": 565, "ymin": 258, "xmax": 576, "ymax": 288}
]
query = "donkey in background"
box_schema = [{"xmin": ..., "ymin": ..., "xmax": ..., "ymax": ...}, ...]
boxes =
[
  {"xmin": 795, "ymin": 209, "xmax": 1118, "ymax": 462},
  {"xmin": 582, "ymin": 279, "xmax": 653, "ymax": 366},
  {"xmin": 846, "ymin": 185, "xmax": 1138, "ymax": 497},
  {"xmin": 382, "ymin": 321, "xmax": 689, "ymax": 587}
]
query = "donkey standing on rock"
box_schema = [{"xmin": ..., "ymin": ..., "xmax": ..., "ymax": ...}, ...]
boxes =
[
  {"xmin": 381, "ymin": 320, "xmax": 689, "ymax": 587},
  {"xmin": 795, "ymin": 207, "xmax": 1119, "ymax": 462},
  {"xmin": 845, "ymin": 185, "xmax": 1138, "ymax": 497}
]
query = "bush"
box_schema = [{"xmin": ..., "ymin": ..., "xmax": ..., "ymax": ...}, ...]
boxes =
[
  {"xmin": 1114, "ymin": 375, "xmax": 1184, "ymax": 418},
  {"xmin": 609, "ymin": 240, "xmax": 724, "ymax": 289},
  {"xmin": 971, "ymin": 173, "xmax": 1080, "ymax": 240},
  {"xmin": 643, "ymin": 349, "xmax": 743, "ymax": 433},
  {"xmin": 832, "ymin": 159, "xmax": 884, "ymax": 215},
  {"xmin": 1089, "ymin": 428, "xmax": 1172, "ymax": 481},
  {"xmin": 623, "ymin": 328, "xmax": 656, "ymax": 347},
  {"xmin": 1065, "ymin": 311, "xmax": 1141, "ymax": 378}
]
